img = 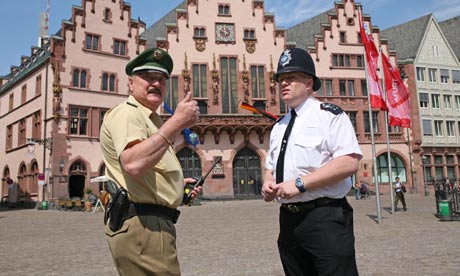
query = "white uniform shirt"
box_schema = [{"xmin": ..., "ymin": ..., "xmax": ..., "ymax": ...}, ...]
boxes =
[{"xmin": 266, "ymin": 97, "xmax": 363, "ymax": 203}]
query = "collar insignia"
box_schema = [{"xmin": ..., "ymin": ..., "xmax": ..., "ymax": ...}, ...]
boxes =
[{"xmin": 279, "ymin": 49, "xmax": 292, "ymax": 67}]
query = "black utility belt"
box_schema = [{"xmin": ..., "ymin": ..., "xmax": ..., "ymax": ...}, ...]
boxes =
[
  {"xmin": 281, "ymin": 197, "xmax": 345, "ymax": 214},
  {"xmin": 128, "ymin": 202, "xmax": 180, "ymax": 224}
]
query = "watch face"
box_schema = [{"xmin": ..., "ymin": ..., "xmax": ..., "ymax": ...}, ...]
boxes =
[{"xmin": 216, "ymin": 24, "xmax": 234, "ymax": 42}]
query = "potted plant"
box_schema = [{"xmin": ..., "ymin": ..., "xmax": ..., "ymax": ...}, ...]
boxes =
[{"xmin": 84, "ymin": 188, "xmax": 93, "ymax": 212}]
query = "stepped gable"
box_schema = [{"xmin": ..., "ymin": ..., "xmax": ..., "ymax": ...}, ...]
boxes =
[
  {"xmin": 439, "ymin": 16, "xmax": 460, "ymax": 61},
  {"xmin": 380, "ymin": 14, "xmax": 432, "ymax": 61},
  {"xmin": 141, "ymin": 1, "xmax": 187, "ymax": 48}
]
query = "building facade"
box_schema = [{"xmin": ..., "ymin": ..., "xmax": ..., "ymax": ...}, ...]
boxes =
[
  {"xmin": 382, "ymin": 14, "xmax": 460, "ymax": 194},
  {"xmin": 3, "ymin": 0, "xmax": 457, "ymax": 207}
]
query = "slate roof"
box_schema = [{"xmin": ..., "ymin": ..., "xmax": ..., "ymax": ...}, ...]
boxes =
[
  {"xmin": 439, "ymin": 16, "xmax": 460, "ymax": 61},
  {"xmin": 286, "ymin": 9, "xmax": 333, "ymax": 48},
  {"xmin": 141, "ymin": 1, "xmax": 186, "ymax": 48},
  {"xmin": 380, "ymin": 14, "xmax": 432, "ymax": 61}
]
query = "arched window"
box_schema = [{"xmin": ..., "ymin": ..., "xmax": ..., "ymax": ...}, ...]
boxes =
[{"xmin": 377, "ymin": 153, "xmax": 407, "ymax": 183}]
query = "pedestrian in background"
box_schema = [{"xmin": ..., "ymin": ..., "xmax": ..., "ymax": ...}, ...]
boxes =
[
  {"xmin": 354, "ymin": 181, "xmax": 360, "ymax": 200},
  {"xmin": 394, "ymin": 176, "xmax": 407, "ymax": 211},
  {"xmin": 100, "ymin": 47, "xmax": 201, "ymax": 276},
  {"xmin": 262, "ymin": 48, "xmax": 362, "ymax": 276}
]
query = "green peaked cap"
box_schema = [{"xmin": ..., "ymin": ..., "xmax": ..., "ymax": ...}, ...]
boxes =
[{"xmin": 125, "ymin": 47, "xmax": 173, "ymax": 78}]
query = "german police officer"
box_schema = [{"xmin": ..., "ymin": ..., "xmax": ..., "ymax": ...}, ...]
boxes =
[
  {"xmin": 262, "ymin": 48, "xmax": 362, "ymax": 276},
  {"xmin": 100, "ymin": 47, "xmax": 201, "ymax": 276}
]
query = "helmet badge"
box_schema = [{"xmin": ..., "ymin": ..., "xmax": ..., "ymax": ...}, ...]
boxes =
[{"xmin": 279, "ymin": 49, "xmax": 292, "ymax": 68}]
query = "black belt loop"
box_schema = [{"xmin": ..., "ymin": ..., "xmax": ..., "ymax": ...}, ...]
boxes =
[
  {"xmin": 281, "ymin": 197, "xmax": 345, "ymax": 214},
  {"xmin": 127, "ymin": 202, "xmax": 180, "ymax": 224}
]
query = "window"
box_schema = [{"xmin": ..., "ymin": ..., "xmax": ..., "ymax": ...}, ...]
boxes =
[
  {"xmin": 221, "ymin": 57, "xmax": 238, "ymax": 114},
  {"xmin": 18, "ymin": 119, "xmax": 26, "ymax": 146},
  {"xmin": 102, "ymin": 72, "xmax": 116, "ymax": 92},
  {"xmin": 250, "ymin": 65, "xmax": 265, "ymax": 98},
  {"xmin": 416, "ymin": 67, "xmax": 425, "ymax": 81},
  {"xmin": 72, "ymin": 68, "xmax": 87, "ymax": 88},
  {"xmin": 104, "ymin": 8, "xmax": 111, "ymax": 21},
  {"xmin": 85, "ymin": 34, "xmax": 99, "ymax": 50},
  {"xmin": 455, "ymin": 95, "xmax": 460, "ymax": 110},
  {"xmin": 70, "ymin": 107, "xmax": 88, "ymax": 135},
  {"xmin": 431, "ymin": 94, "xmax": 440, "ymax": 109},
  {"xmin": 194, "ymin": 27, "xmax": 206, "ymax": 38},
  {"xmin": 364, "ymin": 111, "xmax": 379, "ymax": 133},
  {"xmin": 346, "ymin": 111, "xmax": 357, "ymax": 132},
  {"xmin": 339, "ymin": 32, "xmax": 346, "ymax": 43},
  {"xmin": 9, "ymin": 93, "xmax": 14, "ymax": 111},
  {"xmin": 6, "ymin": 125, "xmax": 13, "ymax": 149},
  {"xmin": 165, "ymin": 76, "xmax": 179, "ymax": 111},
  {"xmin": 339, "ymin": 80, "xmax": 354, "ymax": 96},
  {"xmin": 35, "ymin": 75, "xmax": 42, "ymax": 95},
  {"xmin": 443, "ymin": 95, "xmax": 452, "ymax": 110},
  {"xmin": 432, "ymin": 45, "xmax": 440, "ymax": 57},
  {"xmin": 419, "ymin": 93, "xmax": 429, "ymax": 108},
  {"xmin": 452, "ymin": 70, "xmax": 460, "ymax": 84},
  {"xmin": 332, "ymin": 54, "xmax": 351, "ymax": 67},
  {"xmin": 434, "ymin": 120, "xmax": 443, "ymax": 136},
  {"xmin": 325, "ymin": 79, "xmax": 333, "ymax": 96},
  {"xmin": 218, "ymin": 4, "xmax": 230, "ymax": 15},
  {"xmin": 244, "ymin": 29, "xmax": 255, "ymax": 40},
  {"xmin": 192, "ymin": 64, "xmax": 208, "ymax": 98},
  {"xmin": 32, "ymin": 111, "xmax": 41, "ymax": 140},
  {"xmin": 357, "ymin": 55, "xmax": 364, "ymax": 68},
  {"xmin": 113, "ymin": 40, "xmax": 126, "ymax": 56},
  {"xmin": 21, "ymin": 85, "xmax": 27, "ymax": 104},
  {"xmin": 361, "ymin": 80, "xmax": 368, "ymax": 96},
  {"xmin": 440, "ymin": 69, "xmax": 449, "ymax": 83},
  {"xmin": 422, "ymin": 119, "xmax": 432, "ymax": 136},
  {"xmin": 446, "ymin": 121, "xmax": 455, "ymax": 136},
  {"xmin": 428, "ymin": 68, "xmax": 437, "ymax": 83},
  {"xmin": 100, "ymin": 109, "xmax": 107, "ymax": 128}
]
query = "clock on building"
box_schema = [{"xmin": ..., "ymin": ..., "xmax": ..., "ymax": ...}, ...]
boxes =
[{"xmin": 216, "ymin": 23, "xmax": 235, "ymax": 42}]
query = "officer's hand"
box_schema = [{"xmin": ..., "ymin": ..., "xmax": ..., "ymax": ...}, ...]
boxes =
[
  {"xmin": 276, "ymin": 180, "xmax": 300, "ymax": 200},
  {"xmin": 184, "ymin": 177, "xmax": 202, "ymax": 200},
  {"xmin": 261, "ymin": 179, "xmax": 279, "ymax": 202},
  {"xmin": 171, "ymin": 92, "xmax": 199, "ymax": 129}
]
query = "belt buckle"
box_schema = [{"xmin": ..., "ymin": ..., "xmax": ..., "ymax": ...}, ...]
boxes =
[{"xmin": 286, "ymin": 204, "xmax": 300, "ymax": 213}]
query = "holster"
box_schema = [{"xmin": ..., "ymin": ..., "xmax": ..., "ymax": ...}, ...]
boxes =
[{"xmin": 104, "ymin": 185, "xmax": 130, "ymax": 232}]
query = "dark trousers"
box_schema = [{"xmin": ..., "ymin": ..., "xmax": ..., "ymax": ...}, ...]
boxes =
[
  {"xmin": 278, "ymin": 199, "xmax": 358, "ymax": 276},
  {"xmin": 394, "ymin": 192, "xmax": 406, "ymax": 210}
]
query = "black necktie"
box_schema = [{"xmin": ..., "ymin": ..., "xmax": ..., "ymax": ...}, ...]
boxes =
[{"xmin": 276, "ymin": 109, "xmax": 297, "ymax": 184}]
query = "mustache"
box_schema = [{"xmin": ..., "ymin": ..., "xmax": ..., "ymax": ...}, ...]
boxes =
[{"xmin": 147, "ymin": 88, "xmax": 162, "ymax": 94}]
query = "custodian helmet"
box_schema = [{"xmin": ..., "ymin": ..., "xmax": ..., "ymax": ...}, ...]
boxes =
[{"xmin": 274, "ymin": 48, "xmax": 321, "ymax": 91}]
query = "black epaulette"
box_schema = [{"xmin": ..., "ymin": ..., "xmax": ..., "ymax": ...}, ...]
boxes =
[
  {"xmin": 127, "ymin": 101, "xmax": 138, "ymax": 108},
  {"xmin": 320, "ymin": 103, "xmax": 343, "ymax": 115}
]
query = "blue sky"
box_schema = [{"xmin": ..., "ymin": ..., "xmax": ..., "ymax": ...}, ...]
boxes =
[{"xmin": 1, "ymin": 0, "xmax": 459, "ymax": 76}]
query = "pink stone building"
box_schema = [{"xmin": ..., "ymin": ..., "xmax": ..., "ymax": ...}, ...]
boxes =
[{"xmin": 3, "ymin": 0, "xmax": 447, "ymax": 207}]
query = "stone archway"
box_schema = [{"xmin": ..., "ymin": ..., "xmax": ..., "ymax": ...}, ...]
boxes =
[
  {"xmin": 232, "ymin": 147, "xmax": 262, "ymax": 197},
  {"xmin": 68, "ymin": 160, "xmax": 86, "ymax": 198}
]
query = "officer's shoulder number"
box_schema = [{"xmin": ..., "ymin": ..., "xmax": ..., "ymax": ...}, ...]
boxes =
[{"xmin": 320, "ymin": 103, "xmax": 343, "ymax": 115}]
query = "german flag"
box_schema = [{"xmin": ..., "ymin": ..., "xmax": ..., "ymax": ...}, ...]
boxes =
[{"xmin": 240, "ymin": 102, "xmax": 279, "ymax": 121}]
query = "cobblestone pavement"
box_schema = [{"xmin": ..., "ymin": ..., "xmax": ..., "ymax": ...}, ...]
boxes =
[{"xmin": 0, "ymin": 194, "xmax": 459, "ymax": 276}]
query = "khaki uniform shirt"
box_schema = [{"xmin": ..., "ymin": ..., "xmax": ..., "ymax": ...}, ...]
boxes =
[{"xmin": 100, "ymin": 96, "xmax": 184, "ymax": 208}]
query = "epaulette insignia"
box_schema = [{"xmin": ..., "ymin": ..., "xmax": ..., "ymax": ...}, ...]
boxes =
[
  {"xmin": 320, "ymin": 103, "xmax": 343, "ymax": 115},
  {"xmin": 127, "ymin": 102, "xmax": 138, "ymax": 108}
]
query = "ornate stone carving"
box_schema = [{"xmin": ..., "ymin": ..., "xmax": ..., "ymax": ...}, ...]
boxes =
[
  {"xmin": 195, "ymin": 38, "xmax": 206, "ymax": 52},
  {"xmin": 211, "ymin": 53, "xmax": 219, "ymax": 105}
]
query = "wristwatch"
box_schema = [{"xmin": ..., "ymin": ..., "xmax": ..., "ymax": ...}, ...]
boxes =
[{"xmin": 295, "ymin": 177, "xmax": 306, "ymax": 193}]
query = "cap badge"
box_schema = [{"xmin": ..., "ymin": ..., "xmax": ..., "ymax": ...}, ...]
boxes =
[
  {"xmin": 153, "ymin": 49, "xmax": 162, "ymax": 61},
  {"xmin": 279, "ymin": 49, "xmax": 292, "ymax": 67}
]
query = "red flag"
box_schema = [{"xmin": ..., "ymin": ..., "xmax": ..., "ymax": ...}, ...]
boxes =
[
  {"xmin": 381, "ymin": 53, "xmax": 411, "ymax": 127},
  {"xmin": 359, "ymin": 11, "xmax": 386, "ymax": 110},
  {"xmin": 240, "ymin": 102, "xmax": 279, "ymax": 121}
]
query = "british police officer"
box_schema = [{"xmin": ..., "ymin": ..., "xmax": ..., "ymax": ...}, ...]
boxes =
[
  {"xmin": 262, "ymin": 48, "xmax": 363, "ymax": 276},
  {"xmin": 100, "ymin": 47, "xmax": 201, "ymax": 276}
]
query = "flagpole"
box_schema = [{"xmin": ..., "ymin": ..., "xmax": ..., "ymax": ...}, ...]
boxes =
[
  {"xmin": 361, "ymin": 11, "xmax": 382, "ymax": 224},
  {"xmin": 380, "ymin": 48, "xmax": 395, "ymax": 214}
]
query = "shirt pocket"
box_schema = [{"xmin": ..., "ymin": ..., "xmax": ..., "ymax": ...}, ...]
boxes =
[{"xmin": 293, "ymin": 135, "xmax": 324, "ymax": 169}]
